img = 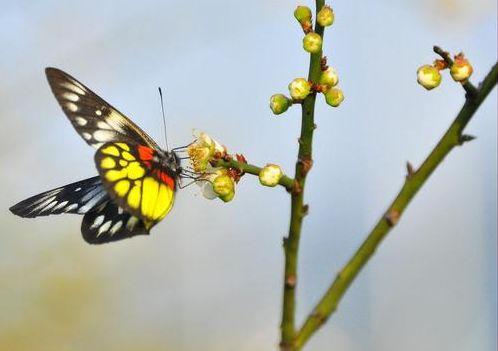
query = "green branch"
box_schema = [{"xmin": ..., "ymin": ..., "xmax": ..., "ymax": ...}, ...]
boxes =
[
  {"xmin": 280, "ymin": 1, "xmax": 325, "ymax": 350},
  {"xmin": 293, "ymin": 61, "xmax": 498, "ymax": 349},
  {"xmin": 213, "ymin": 158, "xmax": 295, "ymax": 190}
]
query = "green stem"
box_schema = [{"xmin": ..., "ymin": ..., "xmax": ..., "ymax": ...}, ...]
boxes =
[
  {"xmin": 294, "ymin": 62, "xmax": 498, "ymax": 349},
  {"xmin": 213, "ymin": 158, "xmax": 295, "ymax": 190},
  {"xmin": 280, "ymin": 1, "xmax": 325, "ymax": 350}
]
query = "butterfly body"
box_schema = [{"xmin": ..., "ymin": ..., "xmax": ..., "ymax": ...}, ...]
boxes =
[{"xmin": 10, "ymin": 68, "xmax": 182, "ymax": 244}]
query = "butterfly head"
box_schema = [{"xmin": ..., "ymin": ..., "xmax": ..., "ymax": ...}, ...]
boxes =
[{"xmin": 156, "ymin": 150, "xmax": 182, "ymax": 177}]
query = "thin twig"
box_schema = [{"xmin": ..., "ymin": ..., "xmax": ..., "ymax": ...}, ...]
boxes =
[
  {"xmin": 294, "ymin": 61, "xmax": 498, "ymax": 349},
  {"xmin": 280, "ymin": 1, "xmax": 325, "ymax": 350},
  {"xmin": 212, "ymin": 158, "xmax": 295, "ymax": 190}
]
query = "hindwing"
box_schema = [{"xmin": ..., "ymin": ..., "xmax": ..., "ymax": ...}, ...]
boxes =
[{"xmin": 94, "ymin": 142, "xmax": 176, "ymax": 230}]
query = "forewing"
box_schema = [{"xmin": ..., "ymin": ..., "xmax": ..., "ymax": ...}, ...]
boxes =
[
  {"xmin": 94, "ymin": 142, "xmax": 176, "ymax": 229},
  {"xmin": 9, "ymin": 176, "xmax": 107, "ymax": 218},
  {"xmin": 45, "ymin": 67, "xmax": 159, "ymax": 149},
  {"xmin": 81, "ymin": 200, "xmax": 148, "ymax": 244}
]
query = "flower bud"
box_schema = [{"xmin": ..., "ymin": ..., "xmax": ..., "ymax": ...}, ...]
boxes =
[
  {"xmin": 450, "ymin": 55, "xmax": 473, "ymax": 82},
  {"xmin": 219, "ymin": 190, "xmax": 235, "ymax": 203},
  {"xmin": 303, "ymin": 32, "xmax": 323, "ymax": 54},
  {"xmin": 259, "ymin": 164, "xmax": 283, "ymax": 187},
  {"xmin": 324, "ymin": 87, "xmax": 344, "ymax": 107},
  {"xmin": 417, "ymin": 64, "xmax": 442, "ymax": 90},
  {"xmin": 270, "ymin": 94, "xmax": 292, "ymax": 115},
  {"xmin": 288, "ymin": 78, "xmax": 312, "ymax": 100},
  {"xmin": 212, "ymin": 174, "xmax": 235, "ymax": 197},
  {"xmin": 294, "ymin": 6, "xmax": 312, "ymax": 24},
  {"xmin": 319, "ymin": 67, "xmax": 339, "ymax": 88},
  {"xmin": 317, "ymin": 5, "xmax": 334, "ymax": 27}
]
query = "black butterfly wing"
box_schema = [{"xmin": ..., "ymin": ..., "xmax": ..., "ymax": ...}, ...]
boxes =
[
  {"xmin": 10, "ymin": 176, "xmax": 148, "ymax": 244},
  {"xmin": 9, "ymin": 176, "xmax": 106, "ymax": 217},
  {"xmin": 45, "ymin": 67, "xmax": 160, "ymax": 150},
  {"xmin": 81, "ymin": 200, "xmax": 148, "ymax": 244}
]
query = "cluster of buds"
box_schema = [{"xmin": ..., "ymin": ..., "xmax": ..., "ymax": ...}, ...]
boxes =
[
  {"xmin": 269, "ymin": 3, "xmax": 343, "ymax": 115},
  {"xmin": 417, "ymin": 52, "xmax": 473, "ymax": 91},
  {"xmin": 188, "ymin": 131, "xmax": 236, "ymax": 202}
]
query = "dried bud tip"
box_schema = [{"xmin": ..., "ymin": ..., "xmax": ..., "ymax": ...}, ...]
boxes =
[
  {"xmin": 433, "ymin": 59, "xmax": 448, "ymax": 71},
  {"xmin": 417, "ymin": 64, "xmax": 442, "ymax": 90}
]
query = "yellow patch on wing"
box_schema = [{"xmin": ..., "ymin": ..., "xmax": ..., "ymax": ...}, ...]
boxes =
[
  {"xmin": 102, "ymin": 145, "xmax": 120, "ymax": 157},
  {"xmin": 127, "ymin": 184, "xmax": 141, "ymax": 209},
  {"xmin": 141, "ymin": 176, "xmax": 174, "ymax": 221},
  {"xmin": 114, "ymin": 180, "xmax": 130, "ymax": 197},
  {"xmin": 127, "ymin": 162, "xmax": 145, "ymax": 179},
  {"xmin": 122, "ymin": 151, "xmax": 135, "ymax": 161},
  {"xmin": 106, "ymin": 168, "xmax": 128, "ymax": 182},
  {"xmin": 100, "ymin": 157, "xmax": 116, "ymax": 169},
  {"xmin": 115, "ymin": 143, "xmax": 130, "ymax": 151}
]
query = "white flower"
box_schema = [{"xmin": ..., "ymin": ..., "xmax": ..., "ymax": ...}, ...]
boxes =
[{"xmin": 188, "ymin": 130, "xmax": 225, "ymax": 172}]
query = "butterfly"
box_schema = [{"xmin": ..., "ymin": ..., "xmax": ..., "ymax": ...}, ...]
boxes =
[{"xmin": 10, "ymin": 68, "xmax": 187, "ymax": 244}]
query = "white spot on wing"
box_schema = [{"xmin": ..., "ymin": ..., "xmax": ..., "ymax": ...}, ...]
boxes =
[
  {"xmin": 82, "ymin": 133, "xmax": 92, "ymax": 140},
  {"xmin": 61, "ymin": 82, "xmax": 86, "ymax": 95},
  {"xmin": 63, "ymin": 92, "xmax": 79, "ymax": 102},
  {"xmin": 54, "ymin": 201, "xmax": 68, "ymax": 210},
  {"xmin": 126, "ymin": 216, "xmax": 139, "ymax": 230},
  {"xmin": 95, "ymin": 110, "xmax": 102, "ymax": 116},
  {"xmin": 97, "ymin": 121, "xmax": 111, "ymax": 130},
  {"xmin": 30, "ymin": 196, "xmax": 56, "ymax": 213},
  {"xmin": 110, "ymin": 221, "xmax": 123, "ymax": 235},
  {"xmin": 91, "ymin": 215, "xmax": 105, "ymax": 229},
  {"xmin": 93, "ymin": 130, "xmax": 115, "ymax": 142},
  {"xmin": 41, "ymin": 201, "xmax": 58, "ymax": 212},
  {"xmin": 66, "ymin": 102, "xmax": 78, "ymax": 112},
  {"xmin": 75, "ymin": 187, "xmax": 82, "ymax": 192},
  {"xmin": 98, "ymin": 220, "xmax": 112, "ymax": 236},
  {"xmin": 75, "ymin": 117, "xmax": 87, "ymax": 126},
  {"xmin": 64, "ymin": 203, "xmax": 78, "ymax": 212}
]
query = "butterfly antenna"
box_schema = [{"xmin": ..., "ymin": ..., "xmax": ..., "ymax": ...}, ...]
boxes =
[{"xmin": 158, "ymin": 87, "xmax": 169, "ymax": 151}]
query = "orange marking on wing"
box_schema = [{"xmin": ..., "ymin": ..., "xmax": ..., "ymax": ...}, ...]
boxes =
[
  {"xmin": 138, "ymin": 145, "xmax": 154, "ymax": 161},
  {"xmin": 155, "ymin": 170, "xmax": 175, "ymax": 189}
]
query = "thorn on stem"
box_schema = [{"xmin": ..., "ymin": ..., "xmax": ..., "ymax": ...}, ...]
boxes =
[
  {"xmin": 459, "ymin": 134, "xmax": 476, "ymax": 145},
  {"xmin": 385, "ymin": 209, "xmax": 400, "ymax": 227},
  {"xmin": 282, "ymin": 236, "xmax": 289, "ymax": 248},
  {"xmin": 406, "ymin": 161, "xmax": 415, "ymax": 179},
  {"xmin": 302, "ymin": 204, "xmax": 309, "ymax": 216}
]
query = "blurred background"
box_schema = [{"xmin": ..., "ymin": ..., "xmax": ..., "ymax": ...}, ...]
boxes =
[{"xmin": 0, "ymin": 0, "xmax": 496, "ymax": 350}]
